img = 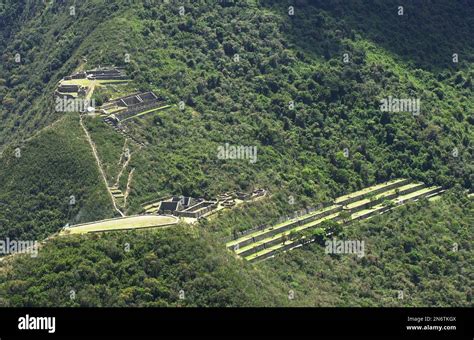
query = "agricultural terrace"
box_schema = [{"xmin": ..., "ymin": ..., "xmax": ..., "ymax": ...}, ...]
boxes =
[{"xmin": 228, "ymin": 179, "xmax": 444, "ymax": 262}]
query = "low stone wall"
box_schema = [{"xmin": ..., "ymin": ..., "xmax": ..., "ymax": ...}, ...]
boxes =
[
  {"xmin": 58, "ymin": 84, "xmax": 80, "ymax": 93},
  {"xmin": 249, "ymin": 239, "xmax": 306, "ymax": 262},
  {"xmin": 346, "ymin": 183, "xmax": 425, "ymax": 214},
  {"xmin": 117, "ymin": 101, "xmax": 164, "ymax": 120},
  {"xmin": 337, "ymin": 179, "xmax": 411, "ymax": 205},
  {"xmin": 91, "ymin": 75, "xmax": 129, "ymax": 80},
  {"xmin": 175, "ymin": 202, "xmax": 218, "ymax": 218},
  {"xmin": 54, "ymin": 91, "xmax": 75, "ymax": 99},
  {"xmin": 228, "ymin": 205, "xmax": 342, "ymax": 250}
]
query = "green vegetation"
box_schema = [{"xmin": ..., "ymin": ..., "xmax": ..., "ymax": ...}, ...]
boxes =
[
  {"xmin": 0, "ymin": 226, "xmax": 289, "ymax": 307},
  {"xmin": 82, "ymin": 116, "xmax": 130, "ymax": 185},
  {"xmin": 0, "ymin": 115, "xmax": 114, "ymax": 240},
  {"xmin": 260, "ymin": 192, "xmax": 473, "ymax": 307},
  {"xmin": 1, "ymin": 193, "xmax": 471, "ymax": 307},
  {"xmin": 0, "ymin": 0, "xmax": 472, "ymax": 307}
]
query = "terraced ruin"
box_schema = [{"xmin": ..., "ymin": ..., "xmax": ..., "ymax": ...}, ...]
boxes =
[
  {"xmin": 227, "ymin": 179, "xmax": 444, "ymax": 262},
  {"xmin": 142, "ymin": 189, "xmax": 267, "ymax": 220},
  {"xmin": 52, "ymin": 66, "xmax": 273, "ymax": 234},
  {"xmin": 101, "ymin": 91, "xmax": 171, "ymax": 147},
  {"xmin": 53, "ymin": 68, "xmax": 447, "ymax": 257},
  {"xmin": 55, "ymin": 66, "xmax": 129, "ymax": 99}
]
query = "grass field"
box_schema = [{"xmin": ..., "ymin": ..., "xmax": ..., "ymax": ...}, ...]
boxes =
[
  {"xmin": 62, "ymin": 215, "xmax": 179, "ymax": 234},
  {"xmin": 334, "ymin": 178, "xmax": 408, "ymax": 204},
  {"xmin": 61, "ymin": 79, "xmax": 129, "ymax": 86},
  {"xmin": 121, "ymin": 105, "xmax": 172, "ymax": 122}
]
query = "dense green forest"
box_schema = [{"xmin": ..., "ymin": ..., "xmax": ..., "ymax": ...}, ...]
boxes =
[
  {"xmin": 0, "ymin": 0, "xmax": 472, "ymax": 307},
  {"xmin": 1, "ymin": 193, "xmax": 471, "ymax": 307},
  {"xmin": 0, "ymin": 226, "xmax": 290, "ymax": 307},
  {"xmin": 0, "ymin": 116, "xmax": 114, "ymax": 240}
]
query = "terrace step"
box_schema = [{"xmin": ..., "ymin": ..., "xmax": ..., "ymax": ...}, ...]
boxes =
[
  {"xmin": 245, "ymin": 185, "xmax": 443, "ymax": 263},
  {"xmin": 349, "ymin": 186, "xmax": 442, "ymax": 222},
  {"xmin": 226, "ymin": 204, "xmax": 342, "ymax": 251},
  {"xmin": 227, "ymin": 181, "xmax": 415, "ymax": 253},
  {"xmin": 335, "ymin": 178, "xmax": 411, "ymax": 206},
  {"xmin": 343, "ymin": 182, "xmax": 425, "ymax": 213},
  {"xmin": 392, "ymin": 186, "xmax": 443, "ymax": 206},
  {"xmin": 236, "ymin": 212, "xmax": 340, "ymax": 258}
]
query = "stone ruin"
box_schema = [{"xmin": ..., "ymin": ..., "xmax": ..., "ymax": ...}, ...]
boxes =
[
  {"xmin": 56, "ymin": 66, "xmax": 129, "ymax": 97},
  {"xmin": 155, "ymin": 189, "xmax": 267, "ymax": 220},
  {"xmin": 158, "ymin": 196, "xmax": 218, "ymax": 219},
  {"xmin": 63, "ymin": 66, "xmax": 128, "ymax": 81},
  {"xmin": 101, "ymin": 91, "xmax": 163, "ymax": 120},
  {"xmin": 55, "ymin": 84, "xmax": 90, "ymax": 99}
]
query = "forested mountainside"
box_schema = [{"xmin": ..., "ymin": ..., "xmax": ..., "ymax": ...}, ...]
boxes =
[
  {"xmin": 0, "ymin": 0, "xmax": 472, "ymax": 307},
  {"xmin": 1, "ymin": 193, "xmax": 471, "ymax": 307}
]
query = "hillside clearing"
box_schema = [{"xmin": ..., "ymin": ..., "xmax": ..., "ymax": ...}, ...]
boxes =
[{"xmin": 61, "ymin": 215, "xmax": 179, "ymax": 234}]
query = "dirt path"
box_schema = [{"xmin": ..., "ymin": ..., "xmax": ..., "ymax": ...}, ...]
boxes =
[
  {"xmin": 117, "ymin": 139, "xmax": 128, "ymax": 165},
  {"xmin": 124, "ymin": 168, "xmax": 135, "ymax": 208},
  {"xmin": 114, "ymin": 146, "xmax": 132, "ymax": 187},
  {"xmin": 79, "ymin": 114, "xmax": 125, "ymax": 217}
]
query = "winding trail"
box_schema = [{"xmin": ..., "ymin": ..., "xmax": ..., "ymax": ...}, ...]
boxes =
[
  {"xmin": 117, "ymin": 139, "xmax": 128, "ymax": 165},
  {"xmin": 124, "ymin": 168, "xmax": 135, "ymax": 208},
  {"xmin": 114, "ymin": 146, "xmax": 132, "ymax": 187},
  {"xmin": 79, "ymin": 114, "xmax": 125, "ymax": 217}
]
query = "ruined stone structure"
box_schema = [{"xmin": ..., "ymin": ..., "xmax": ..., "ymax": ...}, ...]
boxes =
[
  {"xmin": 236, "ymin": 192, "xmax": 251, "ymax": 200},
  {"xmin": 157, "ymin": 196, "xmax": 218, "ymax": 219},
  {"xmin": 251, "ymin": 188, "xmax": 267, "ymax": 198},
  {"xmin": 62, "ymin": 67, "xmax": 127, "ymax": 81},
  {"xmin": 101, "ymin": 91, "xmax": 163, "ymax": 120},
  {"xmin": 57, "ymin": 84, "xmax": 80, "ymax": 93},
  {"xmin": 175, "ymin": 201, "xmax": 218, "ymax": 219},
  {"xmin": 55, "ymin": 84, "xmax": 91, "ymax": 99},
  {"xmin": 100, "ymin": 91, "xmax": 161, "ymax": 147},
  {"xmin": 86, "ymin": 67, "xmax": 128, "ymax": 80},
  {"xmin": 103, "ymin": 115, "xmax": 145, "ymax": 147},
  {"xmin": 64, "ymin": 71, "xmax": 87, "ymax": 80},
  {"xmin": 146, "ymin": 188, "xmax": 267, "ymax": 220},
  {"xmin": 222, "ymin": 200, "xmax": 236, "ymax": 208}
]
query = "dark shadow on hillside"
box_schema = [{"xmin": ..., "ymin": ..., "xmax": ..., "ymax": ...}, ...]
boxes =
[{"xmin": 262, "ymin": 0, "xmax": 474, "ymax": 72}]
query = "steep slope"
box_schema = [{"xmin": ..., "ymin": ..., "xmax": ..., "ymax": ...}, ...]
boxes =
[
  {"xmin": 0, "ymin": 115, "xmax": 115, "ymax": 240},
  {"xmin": 0, "ymin": 0, "xmax": 472, "ymax": 307},
  {"xmin": 0, "ymin": 0, "xmax": 130, "ymax": 147},
  {"xmin": 259, "ymin": 192, "xmax": 473, "ymax": 307},
  {"xmin": 0, "ymin": 226, "xmax": 290, "ymax": 307},
  {"xmin": 1, "ymin": 192, "xmax": 471, "ymax": 307}
]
